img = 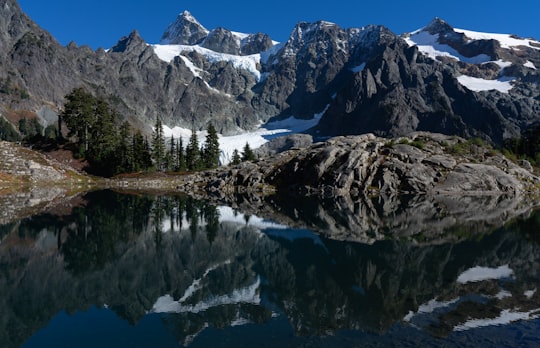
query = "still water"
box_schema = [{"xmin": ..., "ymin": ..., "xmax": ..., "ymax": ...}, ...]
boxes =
[{"xmin": 1, "ymin": 190, "xmax": 539, "ymax": 347}]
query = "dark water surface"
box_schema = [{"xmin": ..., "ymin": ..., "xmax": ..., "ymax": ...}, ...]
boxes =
[{"xmin": 1, "ymin": 190, "xmax": 539, "ymax": 347}]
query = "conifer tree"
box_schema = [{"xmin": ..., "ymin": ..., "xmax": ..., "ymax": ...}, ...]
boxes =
[
  {"xmin": 166, "ymin": 136, "xmax": 177, "ymax": 171},
  {"xmin": 61, "ymin": 88, "xmax": 96, "ymax": 156},
  {"xmin": 118, "ymin": 121, "xmax": 132, "ymax": 173},
  {"xmin": 231, "ymin": 149, "xmax": 241, "ymax": 165},
  {"xmin": 177, "ymin": 137, "xmax": 186, "ymax": 171},
  {"xmin": 151, "ymin": 116, "xmax": 166, "ymax": 171},
  {"xmin": 186, "ymin": 128, "xmax": 201, "ymax": 171},
  {"xmin": 132, "ymin": 131, "xmax": 148, "ymax": 171},
  {"xmin": 203, "ymin": 123, "xmax": 220, "ymax": 169},
  {"xmin": 86, "ymin": 98, "xmax": 120, "ymax": 176},
  {"xmin": 241, "ymin": 142, "xmax": 256, "ymax": 162}
]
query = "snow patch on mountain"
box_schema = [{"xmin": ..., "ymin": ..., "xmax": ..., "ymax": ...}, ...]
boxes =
[
  {"xmin": 405, "ymin": 31, "xmax": 491, "ymax": 64},
  {"xmin": 457, "ymin": 265, "xmax": 514, "ymax": 284},
  {"xmin": 524, "ymin": 60, "xmax": 537, "ymax": 69},
  {"xmin": 454, "ymin": 28, "xmax": 540, "ymax": 50},
  {"xmin": 457, "ymin": 75, "xmax": 515, "ymax": 93},
  {"xmin": 151, "ymin": 44, "xmax": 263, "ymax": 81}
]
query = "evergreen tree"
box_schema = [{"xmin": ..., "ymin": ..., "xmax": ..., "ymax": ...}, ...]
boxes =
[
  {"xmin": 177, "ymin": 137, "xmax": 186, "ymax": 171},
  {"xmin": 231, "ymin": 149, "xmax": 241, "ymax": 165},
  {"xmin": 166, "ymin": 136, "xmax": 176, "ymax": 171},
  {"xmin": 151, "ymin": 116, "xmax": 166, "ymax": 171},
  {"xmin": 142, "ymin": 137, "xmax": 153, "ymax": 170},
  {"xmin": 61, "ymin": 88, "xmax": 96, "ymax": 156},
  {"xmin": 241, "ymin": 142, "xmax": 256, "ymax": 162},
  {"xmin": 203, "ymin": 123, "xmax": 220, "ymax": 169},
  {"xmin": 18, "ymin": 118, "xmax": 27, "ymax": 136},
  {"xmin": 132, "ymin": 131, "xmax": 148, "ymax": 172},
  {"xmin": 118, "ymin": 121, "xmax": 132, "ymax": 173},
  {"xmin": 86, "ymin": 98, "xmax": 120, "ymax": 176},
  {"xmin": 186, "ymin": 128, "xmax": 201, "ymax": 171}
]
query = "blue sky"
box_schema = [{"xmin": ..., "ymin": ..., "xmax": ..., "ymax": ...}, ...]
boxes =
[{"xmin": 18, "ymin": 0, "xmax": 540, "ymax": 50}]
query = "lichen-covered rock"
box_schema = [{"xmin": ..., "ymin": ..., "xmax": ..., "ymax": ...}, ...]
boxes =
[{"xmin": 187, "ymin": 133, "xmax": 540, "ymax": 200}]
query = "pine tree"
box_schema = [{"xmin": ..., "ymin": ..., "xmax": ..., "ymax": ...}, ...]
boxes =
[
  {"xmin": 166, "ymin": 136, "xmax": 176, "ymax": 171},
  {"xmin": 177, "ymin": 137, "xmax": 186, "ymax": 171},
  {"xmin": 203, "ymin": 123, "xmax": 220, "ymax": 169},
  {"xmin": 241, "ymin": 142, "xmax": 256, "ymax": 162},
  {"xmin": 86, "ymin": 98, "xmax": 120, "ymax": 176},
  {"xmin": 151, "ymin": 116, "xmax": 166, "ymax": 171},
  {"xmin": 186, "ymin": 128, "xmax": 201, "ymax": 171},
  {"xmin": 118, "ymin": 121, "xmax": 132, "ymax": 173},
  {"xmin": 231, "ymin": 149, "xmax": 241, "ymax": 165},
  {"xmin": 132, "ymin": 131, "xmax": 147, "ymax": 171},
  {"xmin": 61, "ymin": 88, "xmax": 96, "ymax": 157}
]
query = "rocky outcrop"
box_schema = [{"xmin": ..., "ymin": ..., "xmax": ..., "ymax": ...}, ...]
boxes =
[
  {"xmin": 255, "ymin": 133, "xmax": 313, "ymax": 157},
  {"xmin": 0, "ymin": 141, "xmax": 88, "ymax": 185},
  {"xmin": 185, "ymin": 133, "xmax": 539, "ymax": 199}
]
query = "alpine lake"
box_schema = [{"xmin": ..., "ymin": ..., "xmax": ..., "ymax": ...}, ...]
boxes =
[{"xmin": 2, "ymin": 189, "xmax": 540, "ymax": 347}]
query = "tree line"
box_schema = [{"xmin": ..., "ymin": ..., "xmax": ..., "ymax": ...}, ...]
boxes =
[
  {"xmin": 59, "ymin": 88, "xmax": 256, "ymax": 177},
  {"xmin": 503, "ymin": 124, "xmax": 540, "ymax": 165}
]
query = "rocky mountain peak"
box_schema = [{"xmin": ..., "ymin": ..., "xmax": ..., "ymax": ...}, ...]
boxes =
[
  {"xmin": 423, "ymin": 17, "xmax": 455, "ymax": 35},
  {"xmin": 110, "ymin": 30, "xmax": 146, "ymax": 53},
  {"xmin": 200, "ymin": 27, "xmax": 240, "ymax": 54},
  {"xmin": 287, "ymin": 20, "xmax": 340, "ymax": 45},
  {"xmin": 160, "ymin": 10, "xmax": 209, "ymax": 45}
]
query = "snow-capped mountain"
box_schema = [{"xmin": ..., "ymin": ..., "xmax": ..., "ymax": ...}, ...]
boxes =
[
  {"xmin": 160, "ymin": 10, "xmax": 209, "ymax": 45},
  {"xmin": 1, "ymin": 0, "xmax": 539, "ymax": 144}
]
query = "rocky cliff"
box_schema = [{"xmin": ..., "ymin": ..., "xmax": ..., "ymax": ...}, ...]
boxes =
[
  {"xmin": 1, "ymin": 1, "xmax": 539, "ymax": 142},
  {"xmin": 185, "ymin": 133, "xmax": 539, "ymax": 199}
]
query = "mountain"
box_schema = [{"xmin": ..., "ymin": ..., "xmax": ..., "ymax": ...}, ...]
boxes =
[{"xmin": 1, "ymin": 0, "xmax": 539, "ymax": 144}]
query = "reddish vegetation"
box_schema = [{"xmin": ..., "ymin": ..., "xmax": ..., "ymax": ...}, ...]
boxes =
[
  {"xmin": 44, "ymin": 146, "xmax": 87, "ymax": 172},
  {"xmin": 5, "ymin": 109, "xmax": 38, "ymax": 124}
]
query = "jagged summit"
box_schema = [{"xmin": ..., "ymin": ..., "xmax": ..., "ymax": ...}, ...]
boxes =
[
  {"xmin": 422, "ymin": 17, "xmax": 455, "ymax": 35},
  {"xmin": 111, "ymin": 30, "xmax": 147, "ymax": 53},
  {"xmin": 158, "ymin": 11, "xmax": 274, "ymax": 56},
  {"xmin": 160, "ymin": 10, "xmax": 209, "ymax": 45}
]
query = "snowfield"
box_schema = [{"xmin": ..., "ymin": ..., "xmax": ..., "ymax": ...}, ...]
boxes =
[
  {"xmin": 152, "ymin": 44, "xmax": 263, "ymax": 81},
  {"xmin": 457, "ymin": 75, "xmax": 515, "ymax": 93},
  {"xmin": 454, "ymin": 28, "xmax": 540, "ymax": 50},
  {"xmin": 405, "ymin": 31, "xmax": 491, "ymax": 64},
  {"xmin": 456, "ymin": 265, "xmax": 514, "ymax": 284},
  {"xmin": 161, "ymin": 107, "xmax": 325, "ymax": 165}
]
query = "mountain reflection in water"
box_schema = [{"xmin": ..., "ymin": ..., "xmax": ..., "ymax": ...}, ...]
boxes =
[{"xmin": 0, "ymin": 190, "xmax": 538, "ymax": 347}]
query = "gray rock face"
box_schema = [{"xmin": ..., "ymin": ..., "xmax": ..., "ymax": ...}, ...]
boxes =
[
  {"xmin": 201, "ymin": 27, "xmax": 241, "ymax": 55},
  {"xmin": 1, "ymin": 3, "xmax": 540, "ymax": 142},
  {"xmin": 255, "ymin": 133, "xmax": 313, "ymax": 157},
  {"xmin": 240, "ymin": 32, "xmax": 274, "ymax": 55},
  {"xmin": 186, "ymin": 133, "xmax": 539, "ymax": 199}
]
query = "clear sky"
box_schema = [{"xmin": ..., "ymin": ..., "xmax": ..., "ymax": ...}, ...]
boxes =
[{"xmin": 17, "ymin": 0, "xmax": 540, "ymax": 50}]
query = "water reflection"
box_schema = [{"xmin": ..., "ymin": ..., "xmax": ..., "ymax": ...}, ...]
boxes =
[{"xmin": 0, "ymin": 190, "xmax": 538, "ymax": 347}]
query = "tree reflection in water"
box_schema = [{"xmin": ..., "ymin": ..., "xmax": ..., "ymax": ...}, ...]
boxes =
[{"xmin": 0, "ymin": 190, "xmax": 539, "ymax": 347}]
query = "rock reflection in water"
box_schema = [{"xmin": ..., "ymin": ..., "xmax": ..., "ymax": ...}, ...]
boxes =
[
  {"xmin": 216, "ymin": 192, "xmax": 538, "ymax": 244},
  {"xmin": 0, "ymin": 190, "xmax": 539, "ymax": 347}
]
